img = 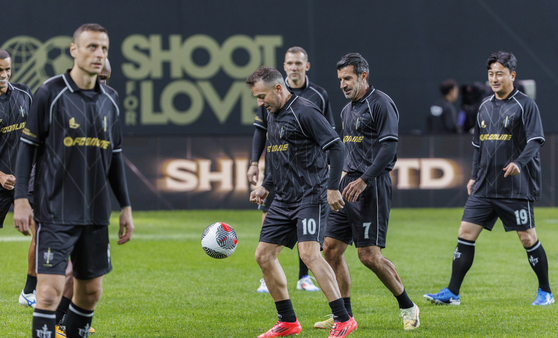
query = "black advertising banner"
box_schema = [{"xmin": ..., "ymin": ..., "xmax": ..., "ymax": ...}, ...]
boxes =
[
  {"xmin": 120, "ymin": 134, "xmax": 557, "ymax": 210},
  {"xmin": 2, "ymin": 0, "xmax": 558, "ymax": 136}
]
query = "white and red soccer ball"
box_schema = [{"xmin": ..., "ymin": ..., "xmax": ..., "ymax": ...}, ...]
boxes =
[{"xmin": 201, "ymin": 222, "xmax": 238, "ymax": 259}]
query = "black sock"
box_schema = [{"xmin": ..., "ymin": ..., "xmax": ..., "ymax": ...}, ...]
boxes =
[
  {"xmin": 395, "ymin": 289, "xmax": 414, "ymax": 309},
  {"xmin": 448, "ymin": 237, "xmax": 475, "ymax": 295},
  {"xmin": 525, "ymin": 241, "xmax": 551, "ymax": 293},
  {"xmin": 24, "ymin": 274, "xmax": 37, "ymax": 294},
  {"xmin": 65, "ymin": 302, "xmax": 94, "ymax": 338},
  {"xmin": 343, "ymin": 297, "xmax": 353, "ymax": 317},
  {"xmin": 298, "ymin": 254, "xmax": 309, "ymax": 280},
  {"xmin": 32, "ymin": 309, "xmax": 56, "ymax": 338},
  {"xmin": 56, "ymin": 296, "xmax": 72, "ymax": 324},
  {"xmin": 275, "ymin": 299, "xmax": 296, "ymax": 323},
  {"xmin": 329, "ymin": 298, "xmax": 349, "ymax": 322}
]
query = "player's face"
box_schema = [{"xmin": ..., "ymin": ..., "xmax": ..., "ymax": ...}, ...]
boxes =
[
  {"xmin": 488, "ymin": 62, "xmax": 515, "ymax": 99},
  {"xmin": 338, "ymin": 65, "xmax": 367, "ymax": 101},
  {"xmin": 251, "ymin": 80, "xmax": 283, "ymax": 114},
  {"xmin": 0, "ymin": 57, "xmax": 11, "ymax": 94},
  {"xmin": 284, "ymin": 52, "xmax": 309, "ymax": 83},
  {"xmin": 71, "ymin": 30, "xmax": 109, "ymax": 76}
]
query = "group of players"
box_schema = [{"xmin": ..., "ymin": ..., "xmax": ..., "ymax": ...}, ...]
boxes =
[
  {"xmin": 0, "ymin": 23, "xmax": 552, "ymax": 338},
  {"xmin": 245, "ymin": 48, "xmax": 553, "ymax": 338},
  {"xmin": 2, "ymin": 24, "xmax": 134, "ymax": 337}
]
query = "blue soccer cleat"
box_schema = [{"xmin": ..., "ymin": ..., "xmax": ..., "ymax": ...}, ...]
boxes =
[
  {"xmin": 532, "ymin": 288, "xmax": 555, "ymax": 306},
  {"xmin": 424, "ymin": 288, "xmax": 460, "ymax": 305}
]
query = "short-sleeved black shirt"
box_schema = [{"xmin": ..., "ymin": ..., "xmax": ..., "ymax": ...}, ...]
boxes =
[
  {"xmin": 341, "ymin": 87, "xmax": 399, "ymax": 174},
  {"xmin": 284, "ymin": 76, "xmax": 335, "ymax": 129},
  {"xmin": 0, "ymin": 83, "xmax": 33, "ymax": 190},
  {"xmin": 471, "ymin": 88, "xmax": 544, "ymax": 200},
  {"xmin": 263, "ymin": 95, "xmax": 340, "ymax": 206},
  {"xmin": 20, "ymin": 70, "xmax": 123, "ymax": 225}
]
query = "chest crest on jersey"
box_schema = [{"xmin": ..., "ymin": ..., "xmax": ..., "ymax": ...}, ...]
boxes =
[
  {"xmin": 355, "ymin": 117, "xmax": 360, "ymax": 130},
  {"xmin": 19, "ymin": 105, "xmax": 25, "ymax": 117},
  {"xmin": 69, "ymin": 117, "xmax": 80, "ymax": 129},
  {"xmin": 279, "ymin": 125, "xmax": 285, "ymax": 139}
]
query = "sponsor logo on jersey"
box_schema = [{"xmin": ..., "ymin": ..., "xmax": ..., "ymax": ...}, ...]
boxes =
[
  {"xmin": 479, "ymin": 133, "xmax": 512, "ymax": 141},
  {"xmin": 267, "ymin": 144, "xmax": 289, "ymax": 153},
  {"xmin": 22, "ymin": 127, "xmax": 37, "ymax": 138},
  {"xmin": 254, "ymin": 116, "xmax": 263, "ymax": 122},
  {"xmin": 343, "ymin": 135, "xmax": 364, "ymax": 143},
  {"xmin": 69, "ymin": 117, "xmax": 80, "ymax": 129},
  {"xmin": 63, "ymin": 137, "xmax": 111, "ymax": 149},
  {"xmin": 1, "ymin": 122, "xmax": 25, "ymax": 134}
]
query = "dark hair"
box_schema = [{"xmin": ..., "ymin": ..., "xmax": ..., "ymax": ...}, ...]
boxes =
[
  {"xmin": 73, "ymin": 23, "xmax": 108, "ymax": 44},
  {"xmin": 336, "ymin": 53, "xmax": 369, "ymax": 79},
  {"xmin": 486, "ymin": 51, "xmax": 517, "ymax": 72},
  {"xmin": 286, "ymin": 46, "xmax": 308, "ymax": 59},
  {"xmin": 439, "ymin": 79, "xmax": 457, "ymax": 96},
  {"xmin": 0, "ymin": 49, "xmax": 10, "ymax": 60},
  {"xmin": 245, "ymin": 66, "xmax": 283, "ymax": 88}
]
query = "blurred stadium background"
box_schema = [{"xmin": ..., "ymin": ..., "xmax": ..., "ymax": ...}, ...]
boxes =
[{"xmin": 2, "ymin": 0, "xmax": 557, "ymax": 211}]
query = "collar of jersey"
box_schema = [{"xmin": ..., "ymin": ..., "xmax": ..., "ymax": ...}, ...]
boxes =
[
  {"xmin": 63, "ymin": 70, "xmax": 102, "ymax": 93},
  {"xmin": 356, "ymin": 86, "xmax": 375, "ymax": 103},
  {"xmin": 490, "ymin": 87, "xmax": 518, "ymax": 102},
  {"xmin": 284, "ymin": 75, "xmax": 310, "ymax": 90},
  {"xmin": 277, "ymin": 94, "xmax": 298, "ymax": 115}
]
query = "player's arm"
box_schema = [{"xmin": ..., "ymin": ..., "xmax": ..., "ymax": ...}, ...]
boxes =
[
  {"xmin": 504, "ymin": 140, "xmax": 542, "ymax": 177},
  {"xmin": 250, "ymin": 174, "xmax": 271, "ymax": 205},
  {"xmin": 108, "ymin": 151, "xmax": 134, "ymax": 244},
  {"xmin": 13, "ymin": 142, "xmax": 36, "ymax": 236},
  {"xmin": 0, "ymin": 170, "xmax": 16, "ymax": 190},
  {"xmin": 247, "ymin": 127, "xmax": 266, "ymax": 186},
  {"xmin": 325, "ymin": 139, "xmax": 345, "ymax": 211}
]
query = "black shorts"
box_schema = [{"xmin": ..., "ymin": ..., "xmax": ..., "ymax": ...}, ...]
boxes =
[
  {"xmin": 258, "ymin": 189, "xmax": 276, "ymax": 213},
  {"xmin": 0, "ymin": 189, "xmax": 14, "ymax": 228},
  {"xmin": 259, "ymin": 202, "xmax": 328, "ymax": 249},
  {"xmin": 462, "ymin": 195, "xmax": 535, "ymax": 232},
  {"xmin": 326, "ymin": 172, "xmax": 392, "ymax": 248},
  {"xmin": 35, "ymin": 223, "xmax": 112, "ymax": 279}
]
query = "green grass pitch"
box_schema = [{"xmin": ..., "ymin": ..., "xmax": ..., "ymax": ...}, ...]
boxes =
[{"xmin": 1, "ymin": 208, "xmax": 557, "ymax": 337}]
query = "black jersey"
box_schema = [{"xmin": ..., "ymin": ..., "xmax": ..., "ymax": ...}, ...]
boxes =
[
  {"xmin": 0, "ymin": 83, "xmax": 32, "ymax": 190},
  {"xmin": 264, "ymin": 95, "xmax": 339, "ymax": 206},
  {"xmin": 284, "ymin": 76, "xmax": 335, "ymax": 129},
  {"xmin": 20, "ymin": 71, "xmax": 123, "ymax": 225},
  {"xmin": 341, "ymin": 87, "xmax": 399, "ymax": 174},
  {"xmin": 471, "ymin": 88, "xmax": 544, "ymax": 200}
]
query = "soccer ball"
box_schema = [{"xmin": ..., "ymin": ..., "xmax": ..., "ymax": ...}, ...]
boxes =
[{"xmin": 201, "ymin": 222, "xmax": 238, "ymax": 259}]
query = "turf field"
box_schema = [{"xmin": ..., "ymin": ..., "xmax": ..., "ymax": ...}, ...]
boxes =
[{"xmin": 1, "ymin": 208, "xmax": 557, "ymax": 337}]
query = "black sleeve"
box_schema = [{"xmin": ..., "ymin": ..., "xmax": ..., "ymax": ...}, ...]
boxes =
[
  {"xmin": 470, "ymin": 147, "xmax": 481, "ymax": 180},
  {"xmin": 513, "ymin": 140, "xmax": 542, "ymax": 168},
  {"xmin": 14, "ymin": 141, "xmax": 36, "ymax": 200},
  {"xmin": 261, "ymin": 173, "xmax": 274, "ymax": 192},
  {"xmin": 360, "ymin": 141, "xmax": 397, "ymax": 184},
  {"xmin": 108, "ymin": 152, "xmax": 131, "ymax": 208},
  {"xmin": 325, "ymin": 139, "xmax": 344, "ymax": 190},
  {"xmin": 251, "ymin": 127, "xmax": 267, "ymax": 163}
]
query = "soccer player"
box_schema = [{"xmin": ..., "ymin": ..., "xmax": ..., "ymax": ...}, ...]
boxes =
[
  {"xmin": 424, "ymin": 51, "xmax": 553, "ymax": 306},
  {"xmin": 0, "ymin": 49, "xmax": 35, "ymax": 306},
  {"xmin": 248, "ymin": 46, "xmax": 333, "ymax": 293},
  {"xmin": 13, "ymin": 24, "xmax": 134, "ymax": 338},
  {"xmin": 246, "ymin": 66, "xmax": 356, "ymax": 338},
  {"xmin": 315, "ymin": 53, "xmax": 420, "ymax": 331}
]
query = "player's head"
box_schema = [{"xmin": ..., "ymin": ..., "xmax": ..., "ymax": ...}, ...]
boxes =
[
  {"xmin": 0, "ymin": 49, "xmax": 11, "ymax": 94},
  {"xmin": 99, "ymin": 58, "xmax": 111, "ymax": 85},
  {"xmin": 284, "ymin": 46, "xmax": 310, "ymax": 85},
  {"xmin": 70, "ymin": 23, "xmax": 109, "ymax": 76},
  {"xmin": 440, "ymin": 79, "xmax": 458, "ymax": 102},
  {"xmin": 336, "ymin": 53, "xmax": 369, "ymax": 102},
  {"xmin": 246, "ymin": 66, "xmax": 288, "ymax": 114},
  {"xmin": 486, "ymin": 51, "xmax": 516, "ymax": 98}
]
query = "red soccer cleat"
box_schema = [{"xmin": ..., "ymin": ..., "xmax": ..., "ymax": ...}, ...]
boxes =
[
  {"xmin": 328, "ymin": 317, "xmax": 357, "ymax": 338},
  {"xmin": 257, "ymin": 320, "xmax": 302, "ymax": 337}
]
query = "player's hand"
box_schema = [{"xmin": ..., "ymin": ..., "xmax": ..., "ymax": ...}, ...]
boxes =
[
  {"xmin": 342, "ymin": 178, "xmax": 367, "ymax": 202},
  {"xmin": 118, "ymin": 206, "xmax": 134, "ymax": 245},
  {"xmin": 503, "ymin": 162, "xmax": 520, "ymax": 177},
  {"xmin": 250, "ymin": 186, "xmax": 269, "ymax": 205},
  {"xmin": 0, "ymin": 172, "xmax": 16, "ymax": 190},
  {"xmin": 466, "ymin": 179, "xmax": 476, "ymax": 195},
  {"xmin": 13, "ymin": 198, "xmax": 33, "ymax": 236},
  {"xmin": 247, "ymin": 163, "xmax": 259, "ymax": 186},
  {"xmin": 327, "ymin": 189, "xmax": 345, "ymax": 212}
]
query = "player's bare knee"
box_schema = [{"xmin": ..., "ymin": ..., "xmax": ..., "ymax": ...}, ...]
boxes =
[
  {"xmin": 37, "ymin": 284, "xmax": 63, "ymax": 308},
  {"xmin": 518, "ymin": 231, "xmax": 538, "ymax": 247},
  {"xmin": 358, "ymin": 248, "xmax": 382, "ymax": 272}
]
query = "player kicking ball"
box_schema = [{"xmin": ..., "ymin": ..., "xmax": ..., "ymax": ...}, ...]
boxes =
[
  {"xmin": 424, "ymin": 51, "xmax": 553, "ymax": 306},
  {"xmin": 247, "ymin": 66, "xmax": 356, "ymax": 338}
]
